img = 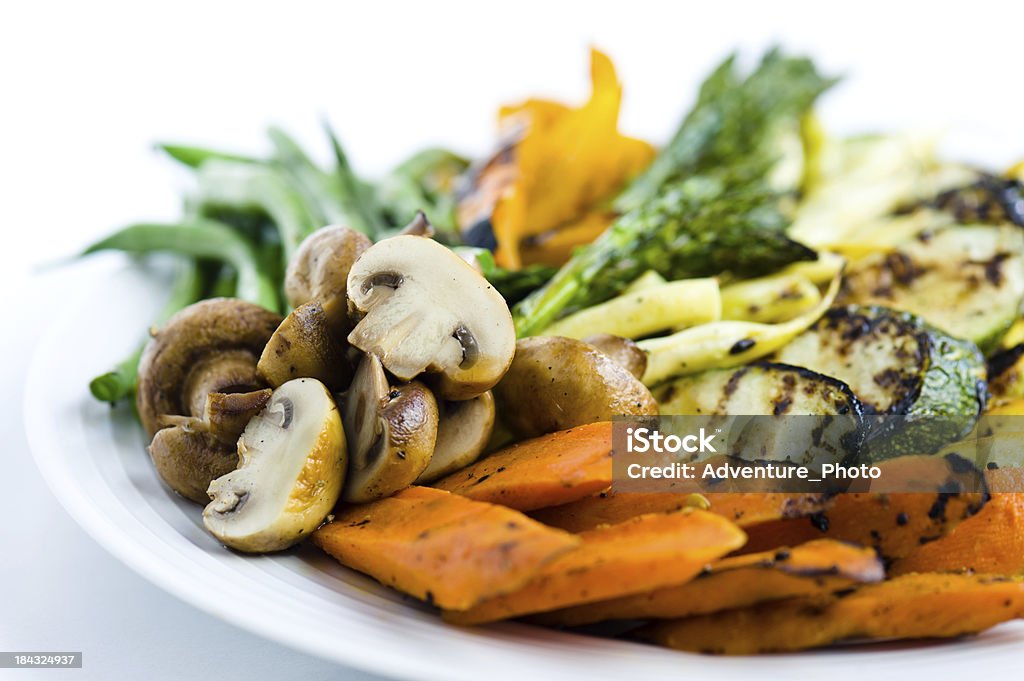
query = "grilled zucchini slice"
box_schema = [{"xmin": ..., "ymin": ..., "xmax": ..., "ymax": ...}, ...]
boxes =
[
  {"xmin": 840, "ymin": 225, "xmax": 1024, "ymax": 353},
  {"xmin": 774, "ymin": 305, "xmax": 986, "ymax": 457},
  {"xmin": 655, "ymin": 362, "xmax": 863, "ymax": 470},
  {"xmin": 657, "ymin": 362, "xmax": 862, "ymax": 417}
]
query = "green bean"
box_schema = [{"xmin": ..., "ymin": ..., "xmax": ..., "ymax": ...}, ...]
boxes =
[
  {"xmin": 83, "ymin": 218, "xmax": 280, "ymax": 311},
  {"xmin": 194, "ymin": 160, "xmax": 318, "ymax": 261},
  {"xmin": 157, "ymin": 143, "xmax": 258, "ymax": 169},
  {"xmin": 378, "ymin": 148, "xmax": 469, "ymax": 236},
  {"xmin": 267, "ymin": 126, "xmax": 351, "ymax": 228},
  {"xmin": 323, "ymin": 121, "xmax": 387, "ymax": 237},
  {"xmin": 89, "ymin": 260, "xmax": 205, "ymax": 404}
]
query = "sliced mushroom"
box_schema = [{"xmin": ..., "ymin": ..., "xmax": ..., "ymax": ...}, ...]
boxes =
[
  {"xmin": 257, "ymin": 301, "xmax": 353, "ymax": 392},
  {"xmin": 583, "ymin": 333, "xmax": 648, "ymax": 380},
  {"xmin": 341, "ymin": 353, "xmax": 438, "ymax": 503},
  {"xmin": 415, "ymin": 391, "xmax": 496, "ymax": 484},
  {"xmin": 137, "ymin": 298, "xmax": 282, "ymax": 438},
  {"xmin": 346, "ymin": 235, "xmax": 516, "ymax": 400},
  {"xmin": 203, "ymin": 378, "xmax": 347, "ymax": 553},
  {"xmin": 494, "ymin": 336, "xmax": 659, "ymax": 440},
  {"xmin": 285, "ymin": 225, "xmax": 372, "ymax": 337}
]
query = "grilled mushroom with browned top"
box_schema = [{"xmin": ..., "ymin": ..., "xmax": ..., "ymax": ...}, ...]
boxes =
[
  {"xmin": 285, "ymin": 225, "xmax": 372, "ymax": 337},
  {"xmin": 583, "ymin": 333, "xmax": 648, "ymax": 380},
  {"xmin": 494, "ymin": 336, "xmax": 659, "ymax": 440},
  {"xmin": 137, "ymin": 298, "xmax": 282, "ymax": 503},
  {"xmin": 257, "ymin": 301, "xmax": 353, "ymax": 392}
]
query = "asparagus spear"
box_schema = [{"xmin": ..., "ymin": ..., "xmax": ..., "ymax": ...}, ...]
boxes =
[
  {"xmin": 615, "ymin": 49, "xmax": 837, "ymax": 212},
  {"xmin": 512, "ymin": 50, "xmax": 834, "ymax": 337},
  {"xmin": 88, "ymin": 259, "xmax": 205, "ymax": 403},
  {"xmin": 513, "ymin": 176, "xmax": 816, "ymax": 336}
]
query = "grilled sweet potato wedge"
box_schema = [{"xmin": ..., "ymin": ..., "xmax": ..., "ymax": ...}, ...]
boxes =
[
  {"xmin": 313, "ymin": 487, "xmax": 579, "ymax": 610},
  {"xmin": 443, "ymin": 509, "xmax": 745, "ymax": 625},
  {"xmin": 534, "ymin": 538, "xmax": 882, "ymax": 627},
  {"xmin": 739, "ymin": 455, "xmax": 990, "ymax": 560},
  {"xmin": 433, "ymin": 422, "xmax": 613, "ymax": 511},
  {"xmin": 638, "ymin": 573, "xmax": 1024, "ymax": 654},
  {"xmin": 892, "ymin": 469, "xmax": 1024, "ymax": 575},
  {"xmin": 531, "ymin": 491, "xmax": 833, "ymax": 533}
]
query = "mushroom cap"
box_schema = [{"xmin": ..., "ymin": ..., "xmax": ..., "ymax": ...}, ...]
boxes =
[
  {"xmin": 494, "ymin": 336, "xmax": 659, "ymax": 440},
  {"xmin": 346, "ymin": 235, "xmax": 515, "ymax": 400},
  {"xmin": 257, "ymin": 301, "xmax": 354, "ymax": 392},
  {"xmin": 415, "ymin": 391, "xmax": 495, "ymax": 484},
  {"xmin": 203, "ymin": 378, "xmax": 347, "ymax": 553},
  {"xmin": 341, "ymin": 353, "xmax": 438, "ymax": 503},
  {"xmin": 285, "ymin": 225, "xmax": 372, "ymax": 337},
  {"xmin": 149, "ymin": 428, "xmax": 238, "ymax": 504},
  {"xmin": 137, "ymin": 298, "xmax": 282, "ymax": 438},
  {"xmin": 583, "ymin": 333, "xmax": 648, "ymax": 381}
]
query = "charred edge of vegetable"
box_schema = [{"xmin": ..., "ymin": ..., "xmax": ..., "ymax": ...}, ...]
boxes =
[
  {"xmin": 988, "ymin": 343, "xmax": 1024, "ymax": 382},
  {"xmin": 894, "ymin": 174, "xmax": 1024, "ymax": 228},
  {"xmin": 813, "ymin": 307, "xmax": 930, "ymax": 416},
  {"xmin": 754, "ymin": 361, "xmax": 867, "ymax": 418}
]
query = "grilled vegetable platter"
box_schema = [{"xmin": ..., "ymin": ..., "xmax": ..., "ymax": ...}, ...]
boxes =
[{"xmin": 83, "ymin": 48, "xmax": 1024, "ymax": 655}]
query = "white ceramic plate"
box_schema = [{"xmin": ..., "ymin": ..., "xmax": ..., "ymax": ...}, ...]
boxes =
[{"xmin": 25, "ymin": 264, "xmax": 1024, "ymax": 680}]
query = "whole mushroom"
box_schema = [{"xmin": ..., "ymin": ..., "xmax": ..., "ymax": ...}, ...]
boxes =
[
  {"xmin": 583, "ymin": 333, "xmax": 648, "ymax": 380},
  {"xmin": 341, "ymin": 353, "xmax": 438, "ymax": 503},
  {"xmin": 257, "ymin": 301, "xmax": 353, "ymax": 392},
  {"xmin": 137, "ymin": 298, "xmax": 282, "ymax": 503},
  {"xmin": 494, "ymin": 336, "xmax": 659, "ymax": 440},
  {"xmin": 346, "ymin": 235, "xmax": 516, "ymax": 400},
  {"xmin": 285, "ymin": 225, "xmax": 372, "ymax": 338}
]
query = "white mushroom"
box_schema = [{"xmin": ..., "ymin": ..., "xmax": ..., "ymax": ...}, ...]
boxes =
[
  {"xmin": 285, "ymin": 225, "xmax": 372, "ymax": 337},
  {"xmin": 342, "ymin": 353, "xmax": 439, "ymax": 503},
  {"xmin": 415, "ymin": 391, "xmax": 496, "ymax": 484},
  {"xmin": 346, "ymin": 235, "xmax": 516, "ymax": 400},
  {"xmin": 203, "ymin": 378, "xmax": 346, "ymax": 553}
]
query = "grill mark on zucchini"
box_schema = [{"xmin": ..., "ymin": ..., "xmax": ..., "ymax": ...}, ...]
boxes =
[
  {"xmin": 775, "ymin": 305, "xmax": 986, "ymax": 459},
  {"xmin": 655, "ymin": 363, "xmax": 863, "ymax": 469},
  {"xmin": 896, "ymin": 175, "xmax": 1024, "ymax": 228},
  {"xmin": 840, "ymin": 225, "xmax": 1024, "ymax": 353}
]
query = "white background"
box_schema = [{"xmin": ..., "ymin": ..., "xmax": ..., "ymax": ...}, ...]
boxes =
[{"xmin": 3, "ymin": 1, "xmax": 1024, "ymax": 679}]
